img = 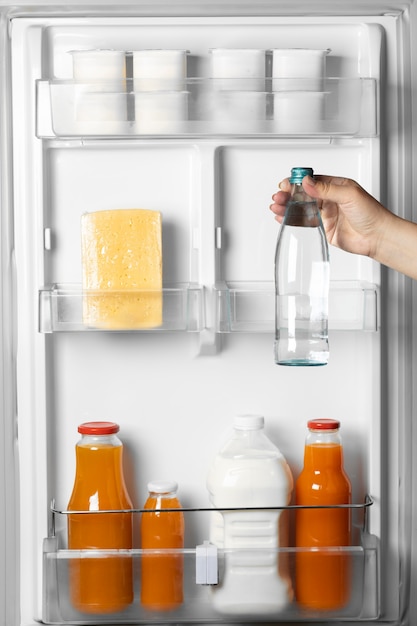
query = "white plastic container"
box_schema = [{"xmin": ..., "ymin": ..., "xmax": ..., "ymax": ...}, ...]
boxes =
[
  {"xmin": 71, "ymin": 49, "xmax": 126, "ymax": 86},
  {"xmin": 209, "ymin": 48, "xmax": 266, "ymax": 91},
  {"xmin": 134, "ymin": 91, "xmax": 188, "ymax": 133},
  {"xmin": 70, "ymin": 50, "xmax": 127, "ymax": 134},
  {"xmin": 271, "ymin": 48, "xmax": 330, "ymax": 91},
  {"xmin": 206, "ymin": 415, "xmax": 294, "ymax": 615},
  {"xmin": 74, "ymin": 90, "xmax": 128, "ymax": 135},
  {"xmin": 210, "ymin": 91, "xmax": 267, "ymax": 121},
  {"xmin": 132, "ymin": 49, "xmax": 188, "ymax": 91},
  {"xmin": 273, "ymin": 90, "xmax": 327, "ymax": 133}
]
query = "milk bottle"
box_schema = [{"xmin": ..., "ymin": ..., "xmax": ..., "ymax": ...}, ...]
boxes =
[{"xmin": 206, "ymin": 414, "xmax": 294, "ymax": 615}]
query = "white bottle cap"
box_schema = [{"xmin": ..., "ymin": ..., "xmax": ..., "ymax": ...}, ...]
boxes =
[
  {"xmin": 234, "ymin": 414, "xmax": 264, "ymax": 430},
  {"xmin": 147, "ymin": 480, "xmax": 178, "ymax": 494}
]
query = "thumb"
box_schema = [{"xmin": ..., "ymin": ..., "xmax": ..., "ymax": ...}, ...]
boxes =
[{"xmin": 302, "ymin": 175, "xmax": 360, "ymax": 205}]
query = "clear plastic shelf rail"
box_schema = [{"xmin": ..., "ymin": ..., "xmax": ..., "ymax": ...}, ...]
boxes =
[{"xmin": 43, "ymin": 496, "xmax": 378, "ymax": 624}]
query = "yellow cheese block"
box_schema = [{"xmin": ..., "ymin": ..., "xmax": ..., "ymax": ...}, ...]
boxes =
[{"xmin": 81, "ymin": 209, "xmax": 162, "ymax": 329}]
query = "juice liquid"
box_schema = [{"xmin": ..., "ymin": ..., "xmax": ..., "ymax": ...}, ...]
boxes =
[
  {"xmin": 295, "ymin": 442, "xmax": 351, "ymax": 611},
  {"xmin": 68, "ymin": 443, "xmax": 133, "ymax": 614},
  {"xmin": 140, "ymin": 492, "xmax": 184, "ymax": 611}
]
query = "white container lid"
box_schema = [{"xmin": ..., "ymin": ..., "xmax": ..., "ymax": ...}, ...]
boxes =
[
  {"xmin": 147, "ymin": 480, "xmax": 178, "ymax": 494},
  {"xmin": 234, "ymin": 414, "xmax": 264, "ymax": 430}
]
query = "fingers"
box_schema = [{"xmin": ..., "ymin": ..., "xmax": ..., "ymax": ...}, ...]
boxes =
[
  {"xmin": 278, "ymin": 178, "xmax": 291, "ymax": 192},
  {"xmin": 302, "ymin": 175, "xmax": 363, "ymax": 204},
  {"xmin": 269, "ymin": 189, "xmax": 288, "ymax": 221},
  {"xmin": 270, "ymin": 174, "xmax": 364, "ymax": 221}
]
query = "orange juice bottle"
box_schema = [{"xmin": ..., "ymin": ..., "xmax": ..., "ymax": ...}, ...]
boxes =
[
  {"xmin": 67, "ymin": 421, "xmax": 133, "ymax": 614},
  {"xmin": 140, "ymin": 480, "xmax": 184, "ymax": 611},
  {"xmin": 295, "ymin": 419, "xmax": 352, "ymax": 611}
]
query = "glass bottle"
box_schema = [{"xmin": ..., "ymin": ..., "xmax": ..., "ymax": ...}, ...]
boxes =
[
  {"xmin": 67, "ymin": 421, "xmax": 133, "ymax": 614},
  {"xmin": 206, "ymin": 415, "xmax": 294, "ymax": 614},
  {"xmin": 274, "ymin": 166, "xmax": 329, "ymax": 366},
  {"xmin": 140, "ymin": 480, "xmax": 184, "ymax": 611},
  {"xmin": 295, "ymin": 418, "xmax": 352, "ymax": 610}
]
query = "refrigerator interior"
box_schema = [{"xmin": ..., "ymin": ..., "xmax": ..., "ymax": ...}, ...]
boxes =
[{"xmin": 0, "ymin": 2, "xmax": 415, "ymax": 625}]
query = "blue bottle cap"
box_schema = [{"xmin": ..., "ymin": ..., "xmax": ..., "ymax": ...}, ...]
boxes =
[{"xmin": 289, "ymin": 167, "xmax": 314, "ymax": 183}]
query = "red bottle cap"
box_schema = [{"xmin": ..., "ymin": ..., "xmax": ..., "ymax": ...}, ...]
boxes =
[
  {"xmin": 78, "ymin": 421, "xmax": 120, "ymax": 435},
  {"xmin": 307, "ymin": 418, "xmax": 340, "ymax": 431}
]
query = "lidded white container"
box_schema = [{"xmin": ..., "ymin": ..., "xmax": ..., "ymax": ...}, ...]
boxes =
[
  {"xmin": 271, "ymin": 48, "xmax": 330, "ymax": 91},
  {"xmin": 209, "ymin": 48, "xmax": 266, "ymax": 91},
  {"xmin": 132, "ymin": 49, "xmax": 188, "ymax": 91},
  {"xmin": 71, "ymin": 49, "xmax": 126, "ymax": 83},
  {"xmin": 206, "ymin": 414, "xmax": 294, "ymax": 615}
]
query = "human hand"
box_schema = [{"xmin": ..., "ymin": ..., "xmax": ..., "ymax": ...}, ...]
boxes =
[{"xmin": 270, "ymin": 174, "xmax": 392, "ymax": 259}]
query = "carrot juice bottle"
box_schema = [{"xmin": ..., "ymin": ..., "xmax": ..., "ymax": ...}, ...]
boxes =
[
  {"xmin": 140, "ymin": 480, "xmax": 184, "ymax": 611},
  {"xmin": 295, "ymin": 419, "xmax": 352, "ymax": 611},
  {"xmin": 67, "ymin": 421, "xmax": 133, "ymax": 614}
]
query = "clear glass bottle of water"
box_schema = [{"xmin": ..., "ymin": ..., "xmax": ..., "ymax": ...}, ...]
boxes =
[{"xmin": 274, "ymin": 167, "xmax": 329, "ymax": 366}]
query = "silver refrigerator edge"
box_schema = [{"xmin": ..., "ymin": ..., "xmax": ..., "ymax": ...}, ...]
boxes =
[{"xmin": 0, "ymin": 0, "xmax": 416, "ymax": 624}]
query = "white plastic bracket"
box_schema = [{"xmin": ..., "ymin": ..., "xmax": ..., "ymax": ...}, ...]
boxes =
[
  {"xmin": 44, "ymin": 228, "xmax": 52, "ymax": 251},
  {"xmin": 195, "ymin": 541, "xmax": 218, "ymax": 585}
]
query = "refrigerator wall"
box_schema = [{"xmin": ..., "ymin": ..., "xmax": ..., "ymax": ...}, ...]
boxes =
[{"xmin": 0, "ymin": 1, "xmax": 416, "ymax": 625}]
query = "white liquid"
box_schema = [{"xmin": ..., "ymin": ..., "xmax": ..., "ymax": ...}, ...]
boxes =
[{"xmin": 207, "ymin": 452, "xmax": 293, "ymax": 615}]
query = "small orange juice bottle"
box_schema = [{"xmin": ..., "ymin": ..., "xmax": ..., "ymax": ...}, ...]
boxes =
[
  {"xmin": 67, "ymin": 421, "xmax": 133, "ymax": 614},
  {"xmin": 140, "ymin": 480, "xmax": 184, "ymax": 611},
  {"xmin": 295, "ymin": 418, "xmax": 352, "ymax": 611}
]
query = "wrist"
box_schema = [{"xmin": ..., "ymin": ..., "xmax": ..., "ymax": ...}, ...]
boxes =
[
  {"xmin": 372, "ymin": 211, "xmax": 417, "ymax": 279},
  {"xmin": 370, "ymin": 208, "xmax": 397, "ymax": 263}
]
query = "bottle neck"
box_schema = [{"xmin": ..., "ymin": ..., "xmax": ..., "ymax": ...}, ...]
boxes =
[
  {"xmin": 232, "ymin": 426, "xmax": 264, "ymax": 441},
  {"xmin": 77, "ymin": 433, "xmax": 122, "ymax": 448},
  {"xmin": 145, "ymin": 490, "xmax": 181, "ymax": 510},
  {"xmin": 69, "ymin": 433, "xmax": 132, "ymax": 511},
  {"xmin": 284, "ymin": 183, "xmax": 321, "ymax": 227},
  {"xmin": 290, "ymin": 181, "xmax": 314, "ymax": 203},
  {"xmin": 218, "ymin": 425, "xmax": 279, "ymax": 459},
  {"xmin": 148, "ymin": 490, "xmax": 177, "ymax": 499},
  {"xmin": 74, "ymin": 434, "xmax": 124, "ymax": 480},
  {"xmin": 303, "ymin": 430, "xmax": 344, "ymax": 469}
]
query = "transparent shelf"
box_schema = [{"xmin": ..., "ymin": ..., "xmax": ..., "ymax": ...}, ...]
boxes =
[
  {"xmin": 38, "ymin": 281, "xmax": 379, "ymax": 334},
  {"xmin": 215, "ymin": 281, "xmax": 379, "ymax": 332},
  {"xmin": 39, "ymin": 283, "xmax": 204, "ymax": 333},
  {"xmin": 36, "ymin": 77, "xmax": 377, "ymax": 139},
  {"xmin": 43, "ymin": 498, "xmax": 378, "ymax": 624}
]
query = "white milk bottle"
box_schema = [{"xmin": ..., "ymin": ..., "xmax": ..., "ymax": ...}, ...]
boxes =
[{"xmin": 206, "ymin": 414, "xmax": 294, "ymax": 615}]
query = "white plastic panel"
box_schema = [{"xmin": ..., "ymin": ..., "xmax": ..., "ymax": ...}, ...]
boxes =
[
  {"xmin": 43, "ymin": 142, "xmax": 200, "ymax": 285},
  {"xmin": 216, "ymin": 141, "xmax": 380, "ymax": 285}
]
